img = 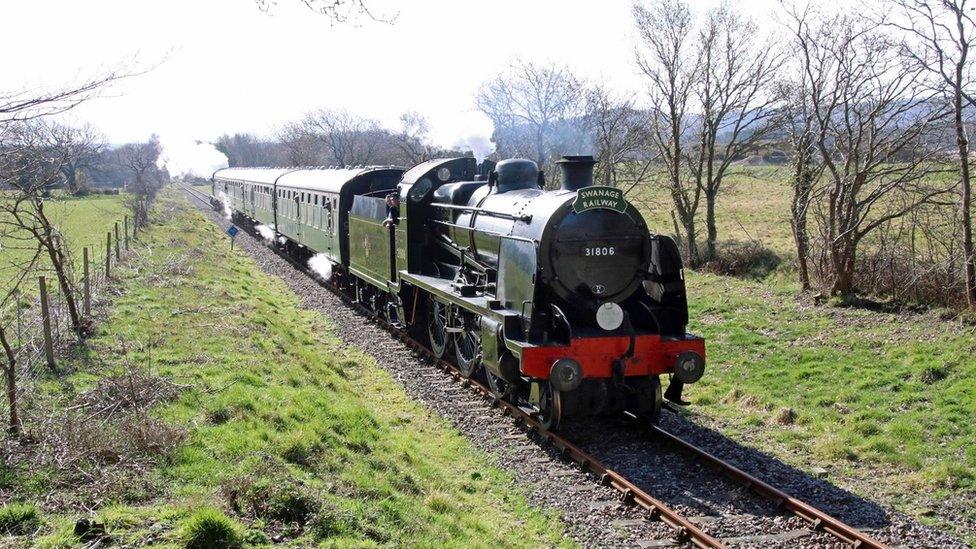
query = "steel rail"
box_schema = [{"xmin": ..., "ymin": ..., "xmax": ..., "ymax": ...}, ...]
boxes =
[
  {"xmin": 181, "ymin": 185, "xmax": 889, "ymax": 549},
  {"xmin": 651, "ymin": 424, "xmax": 886, "ymax": 548}
]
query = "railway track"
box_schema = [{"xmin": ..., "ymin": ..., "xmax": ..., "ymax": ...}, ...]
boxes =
[{"xmin": 181, "ymin": 184, "xmax": 888, "ymax": 548}]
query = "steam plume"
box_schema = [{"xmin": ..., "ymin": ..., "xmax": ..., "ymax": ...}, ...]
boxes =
[
  {"xmin": 156, "ymin": 137, "xmax": 229, "ymax": 179},
  {"xmin": 308, "ymin": 253, "xmax": 334, "ymax": 280},
  {"xmin": 254, "ymin": 224, "xmax": 275, "ymax": 244},
  {"xmin": 217, "ymin": 191, "xmax": 232, "ymax": 220}
]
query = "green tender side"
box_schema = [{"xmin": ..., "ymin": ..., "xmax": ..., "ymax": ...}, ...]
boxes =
[{"xmin": 348, "ymin": 214, "xmax": 393, "ymax": 289}]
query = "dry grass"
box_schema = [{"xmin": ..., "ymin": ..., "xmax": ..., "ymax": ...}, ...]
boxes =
[{"xmin": 2, "ymin": 366, "xmax": 185, "ymax": 510}]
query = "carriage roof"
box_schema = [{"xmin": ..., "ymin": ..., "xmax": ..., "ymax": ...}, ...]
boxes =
[{"xmin": 213, "ymin": 167, "xmax": 403, "ymax": 194}]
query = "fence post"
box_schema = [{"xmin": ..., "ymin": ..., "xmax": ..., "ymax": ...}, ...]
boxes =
[
  {"xmin": 83, "ymin": 246, "xmax": 91, "ymax": 317},
  {"xmin": 106, "ymin": 231, "xmax": 112, "ymax": 279},
  {"xmin": 124, "ymin": 216, "xmax": 130, "ymax": 250},
  {"xmin": 39, "ymin": 276, "xmax": 56, "ymax": 372},
  {"xmin": 114, "ymin": 222, "xmax": 121, "ymax": 260}
]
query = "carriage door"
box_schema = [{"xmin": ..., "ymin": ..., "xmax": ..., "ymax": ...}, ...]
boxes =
[
  {"xmin": 294, "ymin": 194, "xmax": 302, "ymax": 238},
  {"xmin": 248, "ymin": 186, "xmax": 255, "ymax": 216},
  {"xmin": 325, "ymin": 197, "xmax": 334, "ymax": 254},
  {"xmin": 326, "ymin": 196, "xmax": 335, "ymax": 235}
]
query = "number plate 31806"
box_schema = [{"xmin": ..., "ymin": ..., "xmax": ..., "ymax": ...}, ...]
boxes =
[{"xmin": 582, "ymin": 246, "xmax": 615, "ymax": 257}]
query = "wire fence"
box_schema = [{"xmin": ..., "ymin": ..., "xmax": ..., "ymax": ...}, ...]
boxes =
[{"xmin": 1, "ymin": 216, "xmax": 133, "ymax": 426}]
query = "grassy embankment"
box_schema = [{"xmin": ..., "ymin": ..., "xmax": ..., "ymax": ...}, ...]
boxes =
[
  {"xmin": 633, "ymin": 166, "xmax": 976, "ymax": 537},
  {"xmin": 2, "ymin": 193, "xmax": 570, "ymax": 547}
]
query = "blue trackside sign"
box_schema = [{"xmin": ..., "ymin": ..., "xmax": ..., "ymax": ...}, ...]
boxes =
[
  {"xmin": 227, "ymin": 225, "xmax": 239, "ymax": 249},
  {"xmin": 573, "ymin": 186, "xmax": 627, "ymax": 214}
]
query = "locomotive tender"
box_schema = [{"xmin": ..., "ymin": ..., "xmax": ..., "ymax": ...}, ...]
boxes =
[{"xmin": 213, "ymin": 156, "xmax": 705, "ymax": 429}]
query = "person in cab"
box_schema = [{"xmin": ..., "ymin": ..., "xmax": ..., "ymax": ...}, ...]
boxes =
[{"xmin": 383, "ymin": 193, "xmax": 400, "ymax": 228}]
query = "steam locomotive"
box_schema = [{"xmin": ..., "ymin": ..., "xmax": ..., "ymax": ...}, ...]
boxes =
[{"xmin": 212, "ymin": 156, "xmax": 705, "ymax": 429}]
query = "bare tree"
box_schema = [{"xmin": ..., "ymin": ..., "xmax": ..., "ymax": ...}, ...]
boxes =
[
  {"xmin": 689, "ymin": 6, "xmax": 783, "ymax": 260},
  {"xmin": 1, "ymin": 62, "xmax": 149, "ymax": 126},
  {"xmin": 393, "ymin": 111, "xmax": 431, "ymax": 165},
  {"xmin": 476, "ymin": 58, "xmax": 586, "ymax": 173},
  {"xmin": 0, "ymin": 324, "xmax": 17, "ymax": 433},
  {"xmin": 0, "ymin": 122, "xmax": 85, "ymax": 335},
  {"xmin": 116, "ymin": 136, "xmax": 167, "ymax": 229},
  {"xmin": 39, "ymin": 121, "xmax": 105, "ymax": 194},
  {"xmin": 888, "ymin": 0, "xmax": 976, "ymax": 306},
  {"xmin": 301, "ymin": 108, "xmax": 385, "ymax": 166},
  {"xmin": 634, "ymin": 0, "xmax": 703, "ymax": 264},
  {"xmin": 216, "ymin": 133, "xmax": 284, "ymax": 167},
  {"xmin": 788, "ymin": 7, "xmax": 952, "ymax": 295},
  {"xmin": 277, "ymin": 122, "xmax": 329, "ymax": 166},
  {"xmin": 777, "ymin": 77, "xmax": 823, "ymax": 291},
  {"xmin": 253, "ymin": 0, "xmax": 395, "ymax": 23},
  {"xmin": 584, "ymin": 85, "xmax": 653, "ymax": 191},
  {"xmin": 0, "ymin": 66, "xmax": 151, "ymax": 434}
]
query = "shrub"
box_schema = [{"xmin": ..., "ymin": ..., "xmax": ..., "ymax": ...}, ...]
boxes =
[
  {"xmin": 309, "ymin": 504, "xmax": 357, "ymax": 540},
  {"xmin": 773, "ymin": 407, "xmax": 797, "ymax": 425},
  {"xmin": 0, "ymin": 503, "xmax": 40, "ymax": 535},
  {"xmin": 917, "ymin": 364, "xmax": 951, "ymax": 384},
  {"xmin": 257, "ymin": 479, "xmax": 319, "ymax": 524},
  {"xmin": 852, "ymin": 246, "xmax": 966, "ymax": 309},
  {"xmin": 207, "ymin": 407, "xmax": 232, "ymax": 425},
  {"xmin": 227, "ymin": 474, "xmax": 320, "ymax": 525},
  {"xmin": 701, "ymin": 240, "xmax": 782, "ymax": 279},
  {"xmin": 181, "ymin": 508, "xmax": 241, "ymax": 549},
  {"xmin": 281, "ymin": 440, "xmax": 317, "ymax": 466}
]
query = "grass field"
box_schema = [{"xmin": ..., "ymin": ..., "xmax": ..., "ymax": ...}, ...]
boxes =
[
  {"xmin": 628, "ymin": 166, "xmax": 976, "ymax": 538},
  {"xmin": 628, "ymin": 165, "xmax": 796, "ymax": 256},
  {"xmin": 0, "ymin": 193, "xmax": 129, "ymax": 296},
  {"xmin": 2, "ymin": 194, "xmax": 571, "ymax": 547},
  {"xmin": 678, "ymin": 272, "xmax": 975, "ymax": 531}
]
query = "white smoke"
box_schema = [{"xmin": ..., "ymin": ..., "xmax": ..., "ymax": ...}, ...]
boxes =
[
  {"xmin": 308, "ymin": 253, "xmax": 334, "ymax": 280},
  {"xmin": 431, "ymin": 110, "xmax": 496, "ymax": 163},
  {"xmin": 254, "ymin": 224, "xmax": 275, "ymax": 244},
  {"xmin": 452, "ymin": 133, "xmax": 495, "ymax": 163},
  {"xmin": 156, "ymin": 137, "xmax": 229, "ymax": 179},
  {"xmin": 218, "ymin": 191, "xmax": 232, "ymax": 220}
]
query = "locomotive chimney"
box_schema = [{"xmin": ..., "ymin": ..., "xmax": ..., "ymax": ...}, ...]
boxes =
[{"xmin": 557, "ymin": 155, "xmax": 598, "ymax": 192}]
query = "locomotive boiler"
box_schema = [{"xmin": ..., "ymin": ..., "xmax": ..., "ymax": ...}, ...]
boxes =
[{"xmin": 213, "ymin": 155, "xmax": 706, "ymax": 430}]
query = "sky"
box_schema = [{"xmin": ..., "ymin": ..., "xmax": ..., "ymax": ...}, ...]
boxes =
[{"xmin": 1, "ymin": 0, "xmax": 781, "ymax": 172}]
